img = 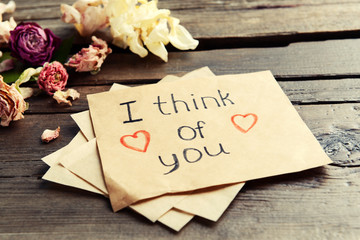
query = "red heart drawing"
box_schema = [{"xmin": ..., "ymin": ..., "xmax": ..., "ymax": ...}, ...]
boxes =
[
  {"xmin": 231, "ymin": 113, "xmax": 258, "ymax": 133},
  {"xmin": 120, "ymin": 130, "xmax": 150, "ymax": 152}
]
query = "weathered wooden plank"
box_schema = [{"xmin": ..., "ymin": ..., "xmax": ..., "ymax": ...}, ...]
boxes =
[
  {"xmin": 9, "ymin": 1, "xmax": 360, "ymax": 42},
  {"xmin": 278, "ymin": 78, "xmax": 360, "ymax": 104},
  {"xmin": 159, "ymin": 0, "xmax": 360, "ymax": 11},
  {"xmin": 10, "ymin": 0, "xmax": 73, "ymax": 9},
  {"xmin": 0, "ymin": 161, "xmax": 359, "ymax": 239},
  {"xmin": 175, "ymin": 3, "xmax": 360, "ymax": 39},
  {"xmin": 298, "ymin": 104, "xmax": 360, "ymax": 167},
  {"xmin": 46, "ymin": 39, "xmax": 360, "ymax": 85},
  {"xmin": 22, "ymin": 78, "xmax": 360, "ymax": 114},
  {"xmin": 1, "ymin": 1, "xmax": 358, "ymax": 239},
  {"xmin": 13, "ymin": 0, "xmax": 357, "ymax": 11},
  {"xmin": 14, "ymin": 0, "xmax": 358, "ymax": 19}
]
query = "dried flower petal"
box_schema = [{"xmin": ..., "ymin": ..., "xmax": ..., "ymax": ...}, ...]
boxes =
[
  {"xmin": 0, "ymin": 16, "xmax": 16, "ymax": 44},
  {"xmin": 53, "ymin": 89, "xmax": 80, "ymax": 106},
  {"xmin": 60, "ymin": 3, "xmax": 81, "ymax": 24},
  {"xmin": 143, "ymin": 18, "xmax": 169, "ymax": 62},
  {"xmin": 0, "ymin": 75, "xmax": 27, "ymax": 127},
  {"xmin": 61, "ymin": 0, "xmax": 109, "ymax": 36},
  {"xmin": 168, "ymin": 17, "xmax": 199, "ymax": 50},
  {"xmin": 0, "ymin": 58, "xmax": 14, "ymax": 72},
  {"xmin": 66, "ymin": 36, "xmax": 112, "ymax": 72},
  {"xmin": 19, "ymin": 87, "xmax": 34, "ymax": 99},
  {"xmin": 0, "ymin": 1, "xmax": 15, "ymax": 19},
  {"xmin": 41, "ymin": 126, "xmax": 60, "ymax": 143}
]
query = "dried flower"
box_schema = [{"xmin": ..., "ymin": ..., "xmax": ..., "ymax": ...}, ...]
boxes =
[
  {"xmin": 53, "ymin": 89, "xmax": 80, "ymax": 106},
  {"xmin": 9, "ymin": 22, "xmax": 61, "ymax": 66},
  {"xmin": 107, "ymin": 0, "xmax": 198, "ymax": 62},
  {"xmin": 41, "ymin": 126, "xmax": 60, "ymax": 143},
  {"xmin": 0, "ymin": 0, "xmax": 16, "ymax": 44},
  {"xmin": 37, "ymin": 61, "xmax": 68, "ymax": 95},
  {"xmin": 61, "ymin": 0, "xmax": 109, "ymax": 36},
  {"xmin": 66, "ymin": 36, "xmax": 112, "ymax": 73},
  {"xmin": 0, "ymin": 75, "xmax": 27, "ymax": 127}
]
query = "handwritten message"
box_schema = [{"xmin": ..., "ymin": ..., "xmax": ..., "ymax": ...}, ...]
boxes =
[{"xmin": 118, "ymin": 89, "xmax": 253, "ymax": 175}]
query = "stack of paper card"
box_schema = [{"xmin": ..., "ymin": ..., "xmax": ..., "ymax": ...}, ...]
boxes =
[{"xmin": 41, "ymin": 67, "xmax": 332, "ymax": 231}]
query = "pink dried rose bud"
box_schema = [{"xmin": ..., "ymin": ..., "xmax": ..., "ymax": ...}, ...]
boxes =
[
  {"xmin": 66, "ymin": 36, "xmax": 112, "ymax": 73},
  {"xmin": 0, "ymin": 76, "xmax": 27, "ymax": 127},
  {"xmin": 37, "ymin": 61, "xmax": 69, "ymax": 95},
  {"xmin": 41, "ymin": 126, "xmax": 60, "ymax": 143}
]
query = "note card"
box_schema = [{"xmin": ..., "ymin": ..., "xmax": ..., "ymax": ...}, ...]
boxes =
[{"xmin": 88, "ymin": 71, "xmax": 332, "ymax": 211}]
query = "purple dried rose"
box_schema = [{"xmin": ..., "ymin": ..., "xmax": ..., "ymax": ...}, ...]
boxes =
[
  {"xmin": 37, "ymin": 61, "xmax": 68, "ymax": 95},
  {"xmin": 9, "ymin": 22, "xmax": 61, "ymax": 66}
]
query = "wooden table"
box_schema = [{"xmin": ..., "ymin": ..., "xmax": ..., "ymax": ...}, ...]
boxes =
[{"xmin": 1, "ymin": 1, "xmax": 360, "ymax": 239}]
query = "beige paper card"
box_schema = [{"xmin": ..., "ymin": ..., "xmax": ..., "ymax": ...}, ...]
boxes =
[{"xmin": 88, "ymin": 71, "xmax": 332, "ymax": 211}]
